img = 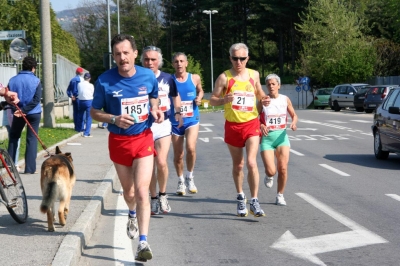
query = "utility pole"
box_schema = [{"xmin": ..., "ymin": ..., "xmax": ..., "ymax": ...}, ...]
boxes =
[{"xmin": 40, "ymin": 0, "xmax": 55, "ymax": 127}]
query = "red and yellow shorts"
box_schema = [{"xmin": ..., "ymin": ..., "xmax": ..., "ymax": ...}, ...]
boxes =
[
  {"xmin": 109, "ymin": 129, "xmax": 156, "ymax": 166},
  {"xmin": 224, "ymin": 118, "xmax": 260, "ymax": 147}
]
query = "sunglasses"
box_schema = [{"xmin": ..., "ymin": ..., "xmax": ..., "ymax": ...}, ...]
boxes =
[
  {"xmin": 231, "ymin": 56, "xmax": 248, "ymax": 62},
  {"xmin": 143, "ymin": 46, "xmax": 159, "ymax": 51}
]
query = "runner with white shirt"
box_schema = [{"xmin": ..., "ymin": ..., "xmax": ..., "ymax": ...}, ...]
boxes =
[{"xmin": 258, "ymin": 73, "xmax": 298, "ymax": 206}]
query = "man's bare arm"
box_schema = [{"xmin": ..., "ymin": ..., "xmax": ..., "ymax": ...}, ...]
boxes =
[{"xmin": 210, "ymin": 73, "xmax": 229, "ymax": 106}]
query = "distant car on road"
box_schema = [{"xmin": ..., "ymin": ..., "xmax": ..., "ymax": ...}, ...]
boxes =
[
  {"xmin": 372, "ymin": 86, "xmax": 400, "ymax": 159},
  {"xmin": 313, "ymin": 88, "xmax": 333, "ymax": 109},
  {"xmin": 363, "ymin": 85, "xmax": 398, "ymax": 113},
  {"xmin": 353, "ymin": 86, "xmax": 371, "ymax": 112},
  {"xmin": 329, "ymin": 83, "xmax": 369, "ymax": 112}
]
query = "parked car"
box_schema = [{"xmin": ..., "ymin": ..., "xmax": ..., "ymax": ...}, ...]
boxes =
[
  {"xmin": 314, "ymin": 88, "xmax": 333, "ymax": 109},
  {"xmin": 363, "ymin": 85, "xmax": 398, "ymax": 113},
  {"xmin": 353, "ymin": 86, "xmax": 371, "ymax": 112},
  {"xmin": 372, "ymin": 87, "xmax": 400, "ymax": 159},
  {"xmin": 329, "ymin": 83, "xmax": 369, "ymax": 112}
]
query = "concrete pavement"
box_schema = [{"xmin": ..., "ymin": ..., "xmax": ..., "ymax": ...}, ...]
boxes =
[{"xmin": 1, "ymin": 124, "xmax": 118, "ymax": 266}]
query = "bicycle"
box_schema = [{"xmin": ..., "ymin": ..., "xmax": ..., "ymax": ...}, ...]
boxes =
[{"xmin": 0, "ymin": 102, "xmax": 28, "ymax": 224}]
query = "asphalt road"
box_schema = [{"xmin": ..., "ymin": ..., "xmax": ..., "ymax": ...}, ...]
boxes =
[{"xmin": 74, "ymin": 110, "xmax": 400, "ymax": 266}]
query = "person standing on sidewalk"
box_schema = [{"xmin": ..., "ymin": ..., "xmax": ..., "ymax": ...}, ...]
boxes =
[
  {"xmin": 7, "ymin": 56, "xmax": 42, "ymax": 174},
  {"xmin": 67, "ymin": 67, "xmax": 84, "ymax": 132},
  {"xmin": 171, "ymin": 52, "xmax": 204, "ymax": 196},
  {"xmin": 140, "ymin": 46, "xmax": 183, "ymax": 215},
  {"xmin": 90, "ymin": 34, "xmax": 163, "ymax": 262},
  {"xmin": 259, "ymin": 73, "xmax": 297, "ymax": 206},
  {"xmin": 77, "ymin": 73, "xmax": 94, "ymax": 137},
  {"xmin": 210, "ymin": 43, "xmax": 269, "ymax": 217}
]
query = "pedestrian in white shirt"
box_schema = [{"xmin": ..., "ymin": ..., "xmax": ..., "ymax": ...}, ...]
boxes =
[{"xmin": 77, "ymin": 73, "xmax": 94, "ymax": 137}]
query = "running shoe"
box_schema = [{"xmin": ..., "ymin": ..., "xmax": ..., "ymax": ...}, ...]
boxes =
[
  {"xmin": 250, "ymin": 198, "xmax": 266, "ymax": 217},
  {"xmin": 176, "ymin": 181, "xmax": 186, "ymax": 195},
  {"xmin": 151, "ymin": 197, "xmax": 160, "ymax": 215},
  {"xmin": 135, "ymin": 241, "xmax": 153, "ymax": 262},
  {"xmin": 264, "ymin": 176, "xmax": 274, "ymax": 188},
  {"xmin": 126, "ymin": 215, "xmax": 139, "ymax": 239},
  {"xmin": 236, "ymin": 194, "xmax": 248, "ymax": 217},
  {"xmin": 159, "ymin": 195, "xmax": 171, "ymax": 213},
  {"xmin": 185, "ymin": 177, "xmax": 198, "ymax": 194},
  {"xmin": 276, "ymin": 194, "xmax": 287, "ymax": 206}
]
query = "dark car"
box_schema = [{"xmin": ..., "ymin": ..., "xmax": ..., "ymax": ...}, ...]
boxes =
[
  {"xmin": 353, "ymin": 87, "xmax": 371, "ymax": 112},
  {"xmin": 314, "ymin": 88, "xmax": 333, "ymax": 109},
  {"xmin": 329, "ymin": 83, "xmax": 369, "ymax": 112},
  {"xmin": 372, "ymin": 87, "xmax": 400, "ymax": 159},
  {"xmin": 363, "ymin": 85, "xmax": 398, "ymax": 113}
]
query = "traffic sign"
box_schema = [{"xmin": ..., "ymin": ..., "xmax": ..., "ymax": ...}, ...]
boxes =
[
  {"xmin": 295, "ymin": 86, "xmax": 301, "ymax": 92},
  {"xmin": 302, "ymin": 84, "xmax": 310, "ymax": 91},
  {"xmin": 0, "ymin": 30, "xmax": 26, "ymax": 41}
]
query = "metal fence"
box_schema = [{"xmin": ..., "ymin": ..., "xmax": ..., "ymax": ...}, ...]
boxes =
[
  {"xmin": 0, "ymin": 53, "xmax": 86, "ymax": 103},
  {"xmin": 367, "ymin": 76, "xmax": 400, "ymax": 86}
]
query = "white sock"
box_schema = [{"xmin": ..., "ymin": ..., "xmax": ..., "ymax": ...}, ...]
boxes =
[
  {"xmin": 186, "ymin": 171, "xmax": 193, "ymax": 179},
  {"xmin": 178, "ymin": 175, "xmax": 184, "ymax": 182}
]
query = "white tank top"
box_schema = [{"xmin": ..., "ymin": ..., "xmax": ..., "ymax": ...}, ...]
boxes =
[{"xmin": 262, "ymin": 94, "xmax": 288, "ymax": 131}]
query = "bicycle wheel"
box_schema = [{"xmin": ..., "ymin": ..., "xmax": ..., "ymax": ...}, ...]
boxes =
[{"xmin": 0, "ymin": 149, "xmax": 28, "ymax": 224}]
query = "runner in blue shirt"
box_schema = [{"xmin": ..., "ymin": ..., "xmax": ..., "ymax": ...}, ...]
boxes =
[
  {"xmin": 90, "ymin": 34, "xmax": 163, "ymax": 262},
  {"xmin": 141, "ymin": 46, "xmax": 183, "ymax": 215},
  {"xmin": 171, "ymin": 52, "xmax": 204, "ymax": 196}
]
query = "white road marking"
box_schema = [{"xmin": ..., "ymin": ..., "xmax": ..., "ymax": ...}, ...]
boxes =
[
  {"xmin": 290, "ymin": 149, "xmax": 304, "ymax": 156},
  {"xmin": 310, "ymin": 135, "xmax": 333, "ymax": 140},
  {"xmin": 295, "ymin": 135, "xmax": 317, "ymax": 140},
  {"xmin": 114, "ymin": 190, "xmax": 135, "ymax": 265},
  {"xmin": 325, "ymin": 120, "xmax": 348, "ymax": 123},
  {"xmin": 199, "ymin": 138, "xmax": 209, "ymax": 142},
  {"xmin": 199, "ymin": 123, "xmax": 214, "ymax": 133},
  {"xmin": 213, "ymin": 137, "xmax": 224, "ymax": 141},
  {"xmin": 200, "ymin": 123, "xmax": 214, "ymax": 127},
  {"xmin": 198, "ymin": 127, "xmax": 212, "ymax": 133},
  {"xmin": 296, "ymin": 128, "xmax": 318, "ymax": 131},
  {"xmin": 271, "ymin": 193, "xmax": 388, "ymax": 266},
  {"xmin": 319, "ymin": 164, "xmax": 350, "ymax": 176},
  {"xmin": 386, "ymin": 194, "xmax": 400, "ymax": 201},
  {"xmin": 350, "ymin": 120, "xmax": 371, "ymax": 123}
]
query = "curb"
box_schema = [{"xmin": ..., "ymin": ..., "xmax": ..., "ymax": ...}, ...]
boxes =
[{"xmin": 51, "ymin": 164, "xmax": 117, "ymax": 266}]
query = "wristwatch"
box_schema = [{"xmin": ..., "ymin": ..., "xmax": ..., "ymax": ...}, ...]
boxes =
[
  {"xmin": 110, "ymin": 116, "xmax": 116, "ymax": 124},
  {"xmin": 174, "ymin": 111, "xmax": 181, "ymax": 115}
]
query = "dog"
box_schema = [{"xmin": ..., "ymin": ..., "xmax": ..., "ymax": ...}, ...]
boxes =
[{"xmin": 40, "ymin": 146, "xmax": 76, "ymax": 232}]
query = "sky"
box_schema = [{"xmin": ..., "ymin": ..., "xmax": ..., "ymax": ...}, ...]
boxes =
[{"xmin": 50, "ymin": 0, "xmax": 81, "ymax": 12}]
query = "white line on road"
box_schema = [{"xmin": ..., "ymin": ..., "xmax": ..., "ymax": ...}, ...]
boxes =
[
  {"xmin": 296, "ymin": 128, "xmax": 318, "ymax": 131},
  {"xmin": 350, "ymin": 120, "xmax": 371, "ymax": 123},
  {"xmin": 271, "ymin": 193, "xmax": 388, "ymax": 266},
  {"xmin": 319, "ymin": 164, "xmax": 350, "ymax": 176},
  {"xmin": 114, "ymin": 190, "xmax": 135, "ymax": 265},
  {"xmin": 290, "ymin": 149, "xmax": 304, "ymax": 156},
  {"xmin": 386, "ymin": 194, "xmax": 400, "ymax": 201}
]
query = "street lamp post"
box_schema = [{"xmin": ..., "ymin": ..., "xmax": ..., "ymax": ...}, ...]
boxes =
[{"xmin": 203, "ymin": 10, "xmax": 218, "ymax": 93}]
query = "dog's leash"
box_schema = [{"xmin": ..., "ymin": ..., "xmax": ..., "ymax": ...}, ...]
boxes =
[{"xmin": 13, "ymin": 103, "xmax": 52, "ymax": 157}]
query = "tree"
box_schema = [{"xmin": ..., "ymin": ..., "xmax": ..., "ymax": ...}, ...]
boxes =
[
  {"xmin": 296, "ymin": 0, "xmax": 376, "ymax": 86},
  {"xmin": 0, "ymin": 0, "xmax": 80, "ymax": 63}
]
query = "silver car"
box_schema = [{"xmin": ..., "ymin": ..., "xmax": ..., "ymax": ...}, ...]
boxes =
[{"xmin": 329, "ymin": 83, "xmax": 369, "ymax": 112}]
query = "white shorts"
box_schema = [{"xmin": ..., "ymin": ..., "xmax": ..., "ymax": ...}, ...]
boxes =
[{"xmin": 151, "ymin": 119, "xmax": 172, "ymax": 141}]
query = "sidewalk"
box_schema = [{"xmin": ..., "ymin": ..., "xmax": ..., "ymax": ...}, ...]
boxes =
[{"xmin": 0, "ymin": 125, "xmax": 118, "ymax": 266}]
